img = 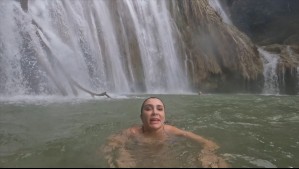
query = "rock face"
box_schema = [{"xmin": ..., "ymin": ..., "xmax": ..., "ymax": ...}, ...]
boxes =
[
  {"xmin": 170, "ymin": 0, "xmax": 264, "ymax": 93},
  {"xmin": 221, "ymin": 0, "xmax": 299, "ymax": 94},
  {"xmin": 223, "ymin": 0, "xmax": 299, "ymax": 45},
  {"xmin": 168, "ymin": 0, "xmax": 299, "ymax": 94}
]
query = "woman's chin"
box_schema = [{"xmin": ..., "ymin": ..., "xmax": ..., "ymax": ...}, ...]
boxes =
[{"xmin": 149, "ymin": 122, "xmax": 162, "ymax": 129}]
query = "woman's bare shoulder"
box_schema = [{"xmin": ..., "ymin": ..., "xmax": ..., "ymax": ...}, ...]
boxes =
[{"xmin": 164, "ymin": 124, "xmax": 185, "ymax": 136}]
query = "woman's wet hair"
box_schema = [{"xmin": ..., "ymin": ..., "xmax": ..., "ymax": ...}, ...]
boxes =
[{"xmin": 140, "ymin": 96, "xmax": 165, "ymax": 114}]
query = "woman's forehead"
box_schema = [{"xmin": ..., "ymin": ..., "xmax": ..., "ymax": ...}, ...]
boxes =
[{"xmin": 144, "ymin": 98, "xmax": 163, "ymax": 105}]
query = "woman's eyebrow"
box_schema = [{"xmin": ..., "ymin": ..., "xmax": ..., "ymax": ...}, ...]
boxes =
[
  {"xmin": 143, "ymin": 104, "xmax": 153, "ymax": 107},
  {"xmin": 144, "ymin": 104, "xmax": 163, "ymax": 107}
]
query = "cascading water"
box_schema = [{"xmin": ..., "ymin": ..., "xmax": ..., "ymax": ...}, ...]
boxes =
[
  {"xmin": 258, "ymin": 48, "xmax": 280, "ymax": 95},
  {"xmin": 119, "ymin": 0, "xmax": 190, "ymax": 93},
  {"xmin": 208, "ymin": 0, "xmax": 232, "ymax": 25},
  {"xmin": 0, "ymin": 0, "xmax": 191, "ymax": 97}
]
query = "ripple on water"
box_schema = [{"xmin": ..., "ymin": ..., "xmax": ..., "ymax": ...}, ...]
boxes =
[{"xmin": 223, "ymin": 153, "xmax": 277, "ymax": 168}]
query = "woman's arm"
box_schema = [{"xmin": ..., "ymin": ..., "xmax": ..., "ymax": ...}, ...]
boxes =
[
  {"xmin": 166, "ymin": 125, "xmax": 229, "ymax": 168},
  {"xmin": 101, "ymin": 128, "xmax": 137, "ymax": 168},
  {"xmin": 166, "ymin": 125, "xmax": 219, "ymax": 150}
]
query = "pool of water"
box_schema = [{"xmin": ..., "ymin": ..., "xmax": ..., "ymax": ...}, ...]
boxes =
[{"xmin": 0, "ymin": 94, "xmax": 298, "ymax": 167}]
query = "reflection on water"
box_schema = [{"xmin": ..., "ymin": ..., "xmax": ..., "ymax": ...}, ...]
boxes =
[{"xmin": 0, "ymin": 94, "xmax": 299, "ymax": 167}]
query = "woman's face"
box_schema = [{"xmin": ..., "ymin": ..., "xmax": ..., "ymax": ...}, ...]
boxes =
[{"xmin": 141, "ymin": 98, "xmax": 165, "ymax": 131}]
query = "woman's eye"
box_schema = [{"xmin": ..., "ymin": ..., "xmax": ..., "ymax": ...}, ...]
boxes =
[{"xmin": 157, "ymin": 107, "xmax": 164, "ymax": 111}]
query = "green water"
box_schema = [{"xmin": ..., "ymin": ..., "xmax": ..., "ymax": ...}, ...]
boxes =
[{"xmin": 0, "ymin": 94, "xmax": 298, "ymax": 167}]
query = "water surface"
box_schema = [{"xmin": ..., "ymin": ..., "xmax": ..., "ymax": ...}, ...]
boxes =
[{"xmin": 0, "ymin": 94, "xmax": 298, "ymax": 167}]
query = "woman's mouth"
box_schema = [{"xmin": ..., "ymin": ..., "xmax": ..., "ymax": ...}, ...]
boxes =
[{"xmin": 150, "ymin": 118, "xmax": 161, "ymax": 124}]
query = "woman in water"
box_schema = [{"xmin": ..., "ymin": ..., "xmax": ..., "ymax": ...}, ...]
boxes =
[{"xmin": 102, "ymin": 97, "xmax": 229, "ymax": 168}]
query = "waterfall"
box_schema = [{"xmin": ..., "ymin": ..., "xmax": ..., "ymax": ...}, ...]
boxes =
[
  {"xmin": 258, "ymin": 48, "xmax": 279, "ymax": 95},
  {"xmin": 0, "ymin": 0, "xmax": 191, "ymax": 97},
  {"xmin": 208, "ymin": 0, "xmax": 232, "ymax": 25},
  {"xmin": 121, "ymin": 0, "xmax": 190, "ymax": 93}
]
